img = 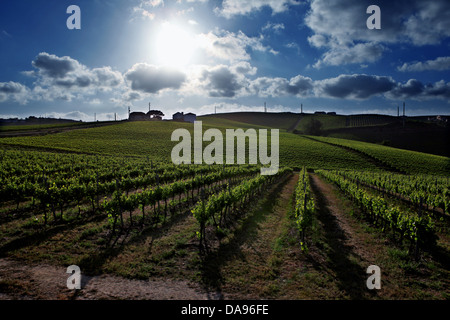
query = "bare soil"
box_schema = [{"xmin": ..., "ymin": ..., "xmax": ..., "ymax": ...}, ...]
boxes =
[{"xmin": 0, "ymin": 257, "xmax": 216, "ymax": 300}]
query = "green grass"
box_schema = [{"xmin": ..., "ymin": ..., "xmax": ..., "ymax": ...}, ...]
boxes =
[
  {"xmin": 295, "ymin": 114, "xmax": 348, "ymax": 132},
  {"xmin": 294, "ymin": 113, "xmax": 402, "ymax": 133},
  {"xmin": 1, "ymin": 116, "xmax": 448, "ymax": 174},
  {"xmin": 0, "ymin": 121, "xmax": 98, "ymax": 132},
  {"xmin": 0, "ymin": 121, "xmax": 188, "ymax": 159},
  {"xmin": 311, "ymin": 136, "xmax": 450, "ymax": 175},
  {"xmin": 278, "ymin": 133, "xmax": 380, "ymax": 170},
  {"xmin": 0, "ymin": 120, "xmax": 381, "ymax": 171},
  {"xmin": 200, "ymin": 112, "xmax": 301, "ymax": 131}
]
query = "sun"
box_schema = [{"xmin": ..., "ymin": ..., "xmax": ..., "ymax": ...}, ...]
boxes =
[{"xmin": 154, "ymin": 22, "xmax": 197, "ymax": 68}]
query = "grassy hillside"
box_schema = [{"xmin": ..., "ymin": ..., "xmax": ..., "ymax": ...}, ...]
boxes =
[
  {"xmin": 293, "ymin": 113, "xmax": 399, "ymax": 132},
  {"xmin": 200, "ymin": 112, "xmax": 301, "ymax": 131},
  {"xmin": 0, "ymin": 121, "xmax": 188, "ymax": 160},
  {"xmin": 324, "ymin": 121, "xmax": 450, "ymax": 157},
  {"xmin": 295, "ymin": 114, "xmax": 347, "ymax": 132},
  {"xmin": 311, "ymin": 135, "xmax": 450, "ymax": 176},
  {"xmin": 1, "ymin": 118, "xmax": 448, "ymax": 175},
  {"xmin": 0, "ymin": 120, "xmax": 377, "ymax": 171}
]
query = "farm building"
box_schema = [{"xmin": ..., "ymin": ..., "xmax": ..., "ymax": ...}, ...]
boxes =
[
  {"xmin": 184, "ymin": 113, "xmax": 197, "ymax": 123},
  {"xmin": 172, "ymin": 112, "xmax": 197, "ymax": 123},
  {"xmin": 173, "ymin": 112, "xmax": 184, "ymax": 121},
  {"xmin": 129, "ymin": 112, "xmax": 148, "ymax": 121}
]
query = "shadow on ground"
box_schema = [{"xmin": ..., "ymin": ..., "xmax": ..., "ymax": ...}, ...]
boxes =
[{"xmin": 309, "ymin": 174, "xmax": 371, "ymax": 300}]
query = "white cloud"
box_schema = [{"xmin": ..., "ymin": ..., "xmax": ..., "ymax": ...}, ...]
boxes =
[
  {"xmin": 130, "ymin": 0, "xmax": 161, "ymax": 21},
  {"xmin": 124, "ymin": 63, "xmax": 186, "ymax": 94},
  {"xmin": 249, "ymin": 75, "xmax": 314, "ymax": 97},
  {"xmin": 216, "ymin": 0, "xmax": 300, "ymax": 18},
  {"xmin": 200, "ymin": 64, "xmax": 250, "ymax": 98},
  {"xmin": 307, "ymin": 34, "xmax": 327, "ymax": 48},
  {"xmin": 262, "ymin": 22, "xmax": 285, "ymax": 33},
  {"xmin": 0, "ymin": 81, "xmax": 30, "ymax": 104},
  {"xmin": 132, "ymin": 7, "xmax": 156, "ymax": 20},
  {"xmin": 231, "ymin": 61, "xmax": 257, "ymax": 75},
  {"xmin": 312, "ymin": 42, "xmax": 385, "ymax": 69},
  {"xmin": 315, "ymin": 74, "xmax": 396, "ymax": 100},
  {"xmin": 177, "ymin": 62, "xmax": 257, "ymax": 98},
  {"xmin": 305, "ymin": 0, "xmax": 450, "ymax": 67},
  {"xmin": 387, "ymin": 79, "xmax": 450, "ymax": 101},
  {"xmin": 197, "ymin": 29, "xmax": 277, "ymax": 62},
  {"xmin": 403, "ymin": 1, "xmax": 450, "ymax": 46},
  {"xmin": 398, "ymin": 56, "xmax": 450, "ymax": 72},
  {"xmin": 27, "ymin": 52, "xmax": 124, "ymax": 102}
]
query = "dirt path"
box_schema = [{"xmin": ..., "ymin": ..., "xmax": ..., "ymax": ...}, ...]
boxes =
[
  {"xmin": 307, "ymin": 173, "xmax": 381, "ymax": 299},
  {"xmin": 201, "ymin": 173, "xmax": 298, "ymax": 299},
  {"xmin": 0, "ymin": 257, "xmax": 218, "ymax": 300},
  {"xmin": 309, "ymin": 173, "xmax": 376, "ymax": 261},
  {"xmin": 287, "ymin": 115, "xmax": 304, "ymax": 132}
]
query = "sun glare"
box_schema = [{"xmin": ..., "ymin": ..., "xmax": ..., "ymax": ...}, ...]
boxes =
[{"xmin": 154, "ymin": 22, "xmax": 197, "ymax": 68}]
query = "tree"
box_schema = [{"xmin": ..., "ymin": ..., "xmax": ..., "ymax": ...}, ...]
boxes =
[{"xmin": 147, "ymin": 110, "xmax": 165, "ymax": 117}]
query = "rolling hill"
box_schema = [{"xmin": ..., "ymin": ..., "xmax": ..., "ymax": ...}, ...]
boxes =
[{"xmin": 1, "ymin": 113, "xmax": 448, "ymax": 175}]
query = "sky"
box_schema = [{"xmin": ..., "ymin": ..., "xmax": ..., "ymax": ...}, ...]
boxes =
[{"xmin": 0, "ymin": 0, "xmax": 449, "ymax": 121}]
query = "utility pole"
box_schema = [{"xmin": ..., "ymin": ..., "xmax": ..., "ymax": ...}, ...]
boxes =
[
  {"xmin": 301, "ymin": 103, "xmax": 303, "ymax": 114},
  {"xmin": 402, "ymin": 102, "xmax": 405, "ymax": 127},
  {"xmin": 264, "ymin": 102, "xmax": 267, "ymax": 113}
]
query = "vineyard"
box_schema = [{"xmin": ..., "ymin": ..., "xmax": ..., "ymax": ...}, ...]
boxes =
[
  {"xmin": 0, "ymin": 116, "xmax": 449, "ymax": 300},
  {"xmin": 316, "ymin": 170, "xmax": 445, "ymax": 259},
  {"xmin": 345, "ymin": 114, "xmax": 397, "ymax": 127},
  {"xmin": 0, "ymin": 149, "xmax": 277, "ymax": 250}
]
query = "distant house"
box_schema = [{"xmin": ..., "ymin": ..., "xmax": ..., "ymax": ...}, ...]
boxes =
[
  {"xmin": 129, "ymin": 112, "xmax": 148, "ymax": 121},
  {"xmin": 173, "ymin": 112, "xmax": 184, "ymax": 121},
  {"xmin": 314, "ymin": 111, "xmax": 326, "ymax": 115},
  {"xmin": 327, "ymin": 112, "xmax": 337, "ymax": 115},
  {"xmin": 172, "ymin": 112, "xmax": 197, "ymax": 123},
  {"xmin": 184, "ymin": 113, "xmax": 197, "ymax": 123}
]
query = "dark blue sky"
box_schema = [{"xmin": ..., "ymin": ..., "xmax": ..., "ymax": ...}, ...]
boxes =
[{"xmin": 1, "ymin": 0, "xmax": 449, "ymax": 120}]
